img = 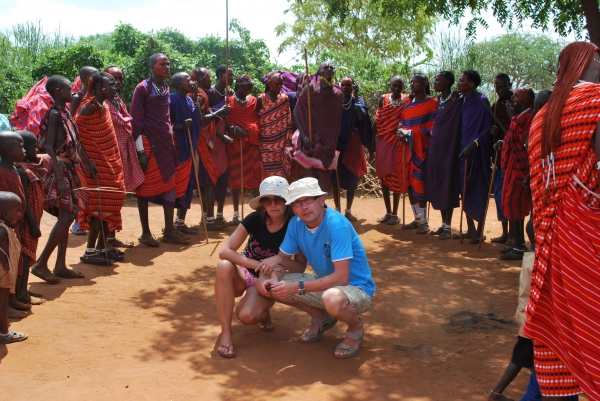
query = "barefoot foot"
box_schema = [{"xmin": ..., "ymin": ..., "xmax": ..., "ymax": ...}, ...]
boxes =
[
  {"xmin": 7, "ymin": 305, "xmax": 28, "ymax": 319},
  {"xmin": 53, "ymin": 266, "xmax": 84, "ymax": 279},
  {"xmin": 9, "ymin": 294, "xmax": 31, "ymax": 311},
  {"xmin": 30, "ymin": 264, "xmax": 61, "ymax": 284},
  {"xmin": 488, "ymin": 390, "xmax": 514, "ymax": 401}
]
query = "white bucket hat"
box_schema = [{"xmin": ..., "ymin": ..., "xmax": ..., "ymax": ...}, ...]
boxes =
[
  {"xmin": 249, "ymin": 176, "xmax": 290, "ymax": 210},
  {"xmin": 286, "ymin": 177, "xmax": 327, "ymax": 205}
]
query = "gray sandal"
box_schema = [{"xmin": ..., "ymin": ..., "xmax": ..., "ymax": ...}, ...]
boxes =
[
  {"xmin": 417, "ymin": 222, "xmax": 430, "ymax": 234},
  {"xmin": 335, "ymin": 319, "xmax": 364, "ymax": 359},
  {"xmin": 0, "ymin": 329, "xmax": 28, "ymax": 344},
  {"xmin": 298, "ymin": 314, "xmax": 338, "ymax": 343}
]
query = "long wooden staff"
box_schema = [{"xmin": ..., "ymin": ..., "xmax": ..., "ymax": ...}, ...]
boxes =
[
  {"xmin": 187, "ymin": 128, "xmax": 209, "ymax": 244},
  {"xmin": 224, "ymin": 0, "xmax": 243, "ymax": 219},
  {"xmin": 478, "ymin": 149, "xmax": 499, "ymax": 251},
  {"xmin": 95, "ymin": 176, "xmax": 110, "ymax": 268},
  {"xmin": 402, "ymin": 145, "xmax": 406, "ymax": 230},
  {"xmin": 459, "ymin": 158, "xmax": 468, "ymax": 244},
  {"xmin": 304, "ymin": 48, "xmax": 312, "ymax": 143}
]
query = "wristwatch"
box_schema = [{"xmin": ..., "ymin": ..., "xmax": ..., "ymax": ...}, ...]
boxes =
[{"xmin": 298, "ymin": 280, "xmax": 306, "ymax": 296}]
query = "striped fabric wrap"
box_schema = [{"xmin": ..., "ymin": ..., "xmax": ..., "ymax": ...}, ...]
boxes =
[
  {"xmin": 75, "ymin": 98, "xmax": 126, "ymax": 232},
  {"xmin": 9, "ymin": 77, "xmax": 53, "ymax": 136},
  {"xmin": 523, "ymin": 82, "xmax": 600, "ymax": 398},
  {"xmin": 206, "ymin": 87, "xmax": 231, "ymax": 177},
  {"xmin": 15, "ymin": 156, "xmax": 48, "ymax": 267},
  {"xmin": 375, "ymin": 94, "xmax": 409, "ymax": 193},
  {"xmin": 257, "ymin": 92, "xmax": 293, "ymax": 179},
  {"xmin": 226, "ymin": 96, "xmax": 262, "ymax": 190},
  {"xmin": 295, "ymin": 82, "xmax": 344, "ymax": 170},
  {"xmin": 0, "ymin": 169, "xmax": 25, "ymax": 274},
  {"xmin": 39, "ymin": 106, "xmax": 81, "ymax": 216},
  {"xmin": 195, "ymin": 88, "xmax": 220, "ymax": 185},
  {"xmin": 329, "ymin": 96, "xmax": 372, "ymax": 190},
  {"xmin": 403, "ymin": 97, "xmax": 437, "ymax": 201},
  {"xmin": 135, "ymin": 135, "xmax": 176, "ymax": 205},
  {"xmin": 261, "ymin": 70, "xmax": 299, "ymax": 93},
  {"xmin": 106, "ymin": 96, "xmax": 145, "ymax": 192},
  {"xmin": 131, "ymin": 78, "xmax": 177, "ymax": 183},
  {"xmin": 501, "ymin": 110, "xmax": 534, "ymax": 220},
  {"xmin": 170, "ymin": 92, "xmax": 198, "ymax": 204}
]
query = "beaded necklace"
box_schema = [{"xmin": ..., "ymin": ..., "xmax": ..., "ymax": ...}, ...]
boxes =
[
  {"xmin": 389, "ymin": 93, "xmax": 403, "ymax": 108},
  {"xmin": 233, "ymin": 93, "xmax": 248, "ymax": 106},
  {"xmin": 152, "ymin": 81, "xmax": 167, "ymax": 96},
  {"xmin": 342, "ymin": 96, "xmax": 353, "ymax": 110}
]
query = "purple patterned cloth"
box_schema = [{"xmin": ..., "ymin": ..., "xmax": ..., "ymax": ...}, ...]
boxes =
[{"xmin": 130, "ymin": 78, "xmax": 177, "ymax": 182}]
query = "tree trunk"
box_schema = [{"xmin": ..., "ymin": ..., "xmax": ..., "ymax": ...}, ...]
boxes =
[{"xmin": 581, "ymin": 0, "xmax": 600, "ymax": 46}]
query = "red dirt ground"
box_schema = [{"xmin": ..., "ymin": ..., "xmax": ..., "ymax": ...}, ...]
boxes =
[{"xmin": 0, "ymin": 194, "xmax": 587, "ymax": 401}]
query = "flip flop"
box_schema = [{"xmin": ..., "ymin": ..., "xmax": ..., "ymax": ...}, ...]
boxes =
[
  {"xmin": 80, "ymin": 251, "xmax": 114, "ymax": 266},
  {"xmin": 160, "ymin": 231, "xmax": 191, "ymax": 245},
  {"xmin": 53, "ymin": 268, "xmax": 84, "ymax": 279},
  {"xmin": 99, "ymin": 248, "xmax": 125, "ymax": 261},
  {"xmin": 174, "ymin": 224, "xmax": 199, "ymax": 235},
  {"xmin": 106, "ymin": 237, "xmax": 134, "ymax": 248},
  {"xmin": 430, "ymin": 227, "xmax": 444, "ymax": 236},
  {"xmin": 469, "ymin": 235, "xmax": 486, "ymax": 244},
  {"xmin": 30, "ymin": 267, "xmax": 61, "ymax": 284},
  {"xmin": 377, "ymin": 213, "xmax": 392, "ymax": 223},
  {"xmin": 0, "ymin": 329, "xmax": 28, "ymax": 344},
  {"xmin": 439, "ymin": 229, "xmax": 452, "ymax": 240},
  {"xmin": 403, "ymin": 220, "xmax": 420, "ymax": 229},
  {"xmin": 499, "ymin": 249, "xmax": 525, "ymax": 260},
  {"xmin": 138, "ymin": 235, "xmax": 159, "ymax": 247},
  {"xmin": 452, "ymin": 232, "xmax": 474, "ymax": 240},
  {"xmin": 217, "ymin": 344, "xmax": 236, "ymax": 358},
  {"xmin": 386, "ymin": 215, "xmax": 401, "ymax": 225},
  {"xmin": 417, "ymin": 223, "xmax": 430, "ymax": 234}
]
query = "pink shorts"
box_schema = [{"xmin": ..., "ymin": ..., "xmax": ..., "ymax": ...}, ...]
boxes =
[{"xmin": 240, "ymin": 266, "xmax": 258, "ymax": 287}]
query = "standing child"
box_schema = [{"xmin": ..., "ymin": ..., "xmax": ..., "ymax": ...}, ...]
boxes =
[
  {"xmin": 15, "ymin": 130, "xmax": 48, "ymax": 304},
  {"xmin": 69, "ymin": 66, "xmax": 98, "ymax": 237},
  {"xmin": 0, "ymin": 131, "xmax": 30, "ymax": 319},
  {"xmin": 31, "ymin": 75, "xmax": 96, "ymax": 284},
  {"xmin": 0, "ymin": 192, "xmax": 28, "ymax": 343}
]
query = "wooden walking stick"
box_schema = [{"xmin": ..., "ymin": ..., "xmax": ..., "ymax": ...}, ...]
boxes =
[
  {"xmin": 459, "ymin": 158, "xmax": 468, "ymax": 244},
  {"xmin": 240, "ymin": 138, "xmax": 244, "ymax": 219},
  {"xmin": 223, "ymin": 0, "xmax": 244, "ymax": 220},
  {"xmin": 187, "ymin": 128, "xmax": 209, "ymax": 245},
  {"xmin": 95, "ymin": 176, "xmax": 110, "ymax": 268},
  {"xmin": 304, "ymin": 48, "xmax": 312, "ymax": 143},
  {"xmin": 479, "ymin": 149, "xmax": 499, "ymax": 251},
  {"xmin": 402, "ymin": 144, "xmax": 406, "ymax": 230},
  {"xmin": 335, "ymin": 166, "xmax": 342, "ymax": 210}
]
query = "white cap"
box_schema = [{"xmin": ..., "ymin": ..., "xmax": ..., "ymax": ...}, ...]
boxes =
[
  {"xmin": 249, "ymin": 176, "xmax": 290, "ymax": 210},
  {"xmin": 285, "ymin": 178, "xmax": 327, "ymax": 205}
]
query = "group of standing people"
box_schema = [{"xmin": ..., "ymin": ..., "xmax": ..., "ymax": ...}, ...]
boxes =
[{"xmin": 0, "ymin": 39, "xmax": 599, "ymax": 400}]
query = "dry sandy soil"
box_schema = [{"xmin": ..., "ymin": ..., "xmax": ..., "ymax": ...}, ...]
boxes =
[{"xmin": 0, "ymin": 194, "xmax": 584, "ymax": 401}]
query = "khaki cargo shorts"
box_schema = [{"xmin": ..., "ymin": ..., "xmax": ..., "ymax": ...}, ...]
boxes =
[{"xmin": 282, "ymin": 272, "xmax": 372, "ymax": 314}]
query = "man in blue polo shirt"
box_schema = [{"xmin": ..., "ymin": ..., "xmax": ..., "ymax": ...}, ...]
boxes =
[{"xmin": 257, "ymin": 177, "xmax": 375, "ymax": 359}]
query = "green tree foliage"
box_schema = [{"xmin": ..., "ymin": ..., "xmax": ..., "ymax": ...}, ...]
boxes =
[
  {"xmin": 111, "ymin": 23, "xmax": 147, "ymax": 58},
  {"xmin": 0, "ymin": 20, "xmax": 276, "ymax": 114},
  {"xmin": 32, "ymin": 44, "xmax": 104, "ymax": 82},
  {"xmin": 467, "ymin": 33, "xmax": 565, "ymax": 89},
  {"xmin": 278, "ymin": 0, "xmax": 435, "ymax": 62},
  {"xmin": 423, "ymin": 31, "xmax": 565, "ymax": 92},
  {"xmin": 322, "ymin": 0, "xmax": 598, "ymax": 43},
  {"xmin": 194, "ymin": 19, "xmax": 277, "ymax": 85}
]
